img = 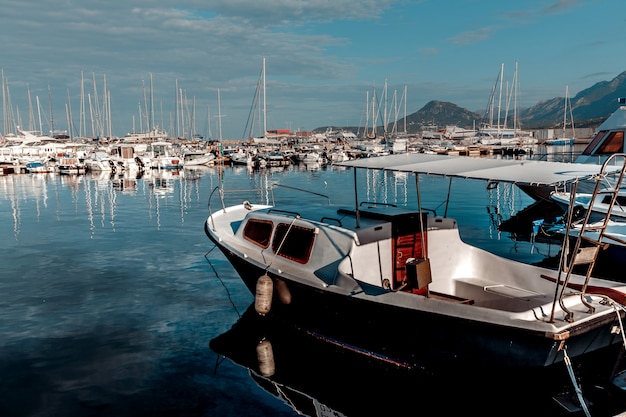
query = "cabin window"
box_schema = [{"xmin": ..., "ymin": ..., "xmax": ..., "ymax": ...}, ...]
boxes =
[
  {"xmin": 243, "ymin": 219, "xmax": 274, "ymax": 248},
  {"xmin": 582, "ymin": 130, "xmax": 608, "ymax": 155},
  {"xmin": 602, "ymin": 195, "xmax": 626, "ymax": 206},
  {"xmin": 272, "ymin": 223, "xmax": 316, "ymax": 264},
  {"xmin": 594, "ymin": 131, "xmax": 623, "ymax": 155}
]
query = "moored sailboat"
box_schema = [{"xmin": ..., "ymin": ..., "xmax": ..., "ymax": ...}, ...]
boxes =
[{"xmin": 545, "ymin": 85, "xmax": 576, "ymax": 146}]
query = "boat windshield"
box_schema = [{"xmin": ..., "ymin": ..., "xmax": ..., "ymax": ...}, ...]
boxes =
[
  {"xmin": 243, "ymin": 219, "xmax": 273, "ymax": 249},
  {"xmin": 582, "ymin": 130, "xmax": 624, "ymax": 155},
  {"xmin": 272, "ymin": 223, "xmax": 316, "ymax": 264}
]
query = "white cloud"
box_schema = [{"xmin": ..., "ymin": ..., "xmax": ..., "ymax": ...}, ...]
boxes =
[
  {"xmin": 447, "ymin": 26, "xmax": 494, "ymax": 46},
  {"xmin": 0, "ymin": 0, "xmax": 623, "ymax": 138},
  {"xmin": 1, "ymin": 0, "xmax": 386, "ymax": 138}
]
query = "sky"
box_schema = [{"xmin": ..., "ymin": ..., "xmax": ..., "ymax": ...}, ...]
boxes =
[{"xmin": 1, "ymin": 0, "xmax": 625, "ymax": 140}]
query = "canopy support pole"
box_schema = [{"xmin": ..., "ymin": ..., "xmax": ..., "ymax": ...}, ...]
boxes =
[
  {"xmin": 352, "ymin": 166, "xmax": 360, "ymax": 228},
  {"xmin": 444, "ymin": 177, "xmax": 453, "ymax": 218}
]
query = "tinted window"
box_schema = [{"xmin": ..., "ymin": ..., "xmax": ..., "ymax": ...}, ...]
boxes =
[
  {"xmin": 582, "ymin": 130, "xmax": 607, "ymax": 155},
  {"xmin": 602, "ymin": 195, "xmax": 626, "ymax": 206},
  {"xmin": 243, "ymin": 219, "xmax": 273, "ymax": 248},
  {"xmin": 596, "ymin": 131, "xmax": 624, "ymax": 154},
  {"xmin": 272, "ymin": 223, "xmax": 316, "ymax": 264}
]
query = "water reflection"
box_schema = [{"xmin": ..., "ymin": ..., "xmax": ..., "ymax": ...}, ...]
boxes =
[
  {"xmin": 0, "ymin": 167, "xmax": 227, "ymax": 240},
  {"xmin": 3, "ymin": 148, "xmax": 625, "ymax": 416},
  {"xmin": 0, "ymin": 160, "xmax": 549, "ymax": 262},
  {"xmin": 211, "ymin": 305, "xmax": 626, "ymax": 417},
  {"xmin": 535, "ymin": 143, "xmax": 582, "ymax": 162}
]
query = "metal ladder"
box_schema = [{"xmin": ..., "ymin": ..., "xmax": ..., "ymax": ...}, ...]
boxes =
[{"xmin": 557, "ymin": 153, "xmax": 626, "ymax": 321}]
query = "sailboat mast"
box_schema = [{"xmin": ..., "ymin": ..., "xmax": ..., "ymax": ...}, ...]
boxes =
[
  {"xmin": 27, "ymin": 84, "xmax": 35, "ymax": 131},
  {"xmin": 138, "ymin": 103, "xmax": 143, "ymax": 133},
  {"xmin": 497, "ymin": 63, "xmax": 503, "ymax": 137},
  {"xmin": 175, "ymin": 79, "xmax": 179, "ymax": 138},
  {"xmin": 66, "ymin": 88, "xmax": 73, "ymax": 141},
  {"xmin": 91, "ymin": 73, "xmax": 100, "ymax": 138},
  {"xmin": 1, "ymin": 69, "xmax": 6, "ymax": 135},
  {"xmin": 562, "ymin": 85, "xmax": 568, "ymax": 138},
  {"xmin": 569, "ymin": 86, "xmax": 576, "ymax": 139},
  {"xmin": 217, "ymin": 88, "xmax": 223, "ymax": 142},
  {"xmin": 150, "ymin": 73, "xmax": 154, "ymax": 133},
  {"xmin": 87, "ymin": 94, "xmax": 94, "ymax": 138},
  {"xmin": 103, "ymin": 74, "xmax": 110, "ymax": 138},
  {"xmin": 514, "ymin": 61, "xmax": 519, "ymax": 132},
  {"xmin": 80, "ymin": 71, "xmax": 85, "ymax": 139},
  {"xmin": 142, "ymin": 79, "xmax": 149, "ymax": 133},
  {"xmin": 372, "ymin": 86, "xmax": 376, "ymax": 137},
  {"xmin": 262, "ymin": 57, "xmax": 267, "ymax": 136},
  {"xmin": 36, "ymin": 96, "xmax": 43, "ymax": 135},
  {"xmin": 180, "ymin": 87, "xmax": 185, "ymax": 140},
  {"xmin": 365, "ymin": 90, "xmax": 369, "ymax": 137},
  {"xmin": 48, "ymin": 83, "xmax": 54, "ymax": 136},
  {"xmin": 205, "ymin": 103, "xmax": 212, "ymax": 141},
  {"xmin": 404, "ymin": 84, "xmax": 407, "ymax": 134},
  {"xmin": 383, "ymin": 78, "xmax": 388, "ymax": 135},
  {"xmin": 107, "ymin": 89, "xmax": 112, "ymax": 139}
]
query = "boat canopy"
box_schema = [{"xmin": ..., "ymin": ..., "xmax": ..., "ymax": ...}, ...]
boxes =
[{"xmin": 338, "ymin": 153, "xmax": 621, "ymax": 187}]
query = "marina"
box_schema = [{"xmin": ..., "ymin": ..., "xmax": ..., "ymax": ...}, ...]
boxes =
[
  {"xmin": 1, "ymin": 104, "xmax": 626, "ymax": 416},
  {"xmin": 4, "ymin": 2, "xmax": 626, "ymax": 416},
  {"xmin": 0, "ymin": 156, "xmax": 622, "ymax": 416},
  {"xmin": 0, "ymin": 130, "xmax": 577, "ymax": 177}
]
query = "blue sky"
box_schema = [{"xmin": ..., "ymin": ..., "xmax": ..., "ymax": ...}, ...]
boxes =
[{"xmin": 1, "ymin": 0, "xmax": 624, "ymax": 140}]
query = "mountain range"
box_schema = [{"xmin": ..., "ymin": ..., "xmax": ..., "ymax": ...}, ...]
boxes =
[
  {"xmin": 519, "ymin": 71, "xmax": 626, "ymax": 128},
  {"xmin": 319, "ymin": 70, "xmax": 626, "ymax": 134}
]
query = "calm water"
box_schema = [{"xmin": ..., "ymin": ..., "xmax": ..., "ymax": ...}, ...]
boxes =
[{"xmin": 0, "ymin": 146, "xmax": 610, "ymax": 416}]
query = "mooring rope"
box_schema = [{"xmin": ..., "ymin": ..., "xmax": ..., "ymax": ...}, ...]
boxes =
[
  {"xmin": 213, "ymin": 354, "xmax": 227, "ymax": 374},
  {"xmin": 560, "ymin": 296, "xmax": 626, "ymax": 417},
  {"xmin": 608, "ymin": 299, "xmax": 626, "ymax": 348},
  {"xmin": 205, "ymin": 244, "xmax": 241, "ymax": 318},
  {"xmin": 273, "ymin": 382, "xmax": 301, "ymax": 414},
  {"xmin": 264, "ymin": 215, "xmax": 300, "ymax": 272},
  {"xmin": 562, "ymin": 346, "xmax": 592, "ymax": 417}
]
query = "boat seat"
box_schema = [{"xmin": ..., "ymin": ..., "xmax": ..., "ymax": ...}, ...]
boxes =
[
  {"xmin": 454, "ymin": 278, "xmax": 551, "ymax": 311},
  {"xmin": 427, "ymin": 290, "xmax": 474, "ymax": 305},
  {"xmin": 454, "ymin": 278, "xmax": 541, "ymax": 299}
]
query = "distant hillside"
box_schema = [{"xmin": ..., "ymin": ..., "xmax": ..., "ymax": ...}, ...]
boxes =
[
  {"xmin": 315, "ymin": 100, "xmax": 481, "ymax": 135},
  {"xmin": 519, "ymin": 71, "xmax": 626, "ymax": 128},
  {"xmin": 315, "ymin": 70, "xmax": 626, "ymax": 135},
  {"xmin": 398, "ymin": 100, "xmax": 481, "ymax": 131}
]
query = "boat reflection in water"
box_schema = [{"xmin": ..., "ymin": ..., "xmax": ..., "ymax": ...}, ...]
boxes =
[{"xmin": 211, "ymin": 304, "xmax": 626, "ymax": 417}]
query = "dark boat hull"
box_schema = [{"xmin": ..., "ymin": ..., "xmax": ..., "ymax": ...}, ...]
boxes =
[
  {"xmin": 210, "ymin": 237, "xmax": 624, "ymax": 374},
  {"xmin": 211, "ymin": 303, "xmax": 626, "ymax": 417}
]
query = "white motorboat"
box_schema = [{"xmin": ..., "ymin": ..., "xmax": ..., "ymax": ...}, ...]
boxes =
[
  {"xmin": 145, "ymin": 141, "xmax": 183, "ymax": 170},
  {"xmin": 551, "ymin": 189, "xmax": 626, "ymax": 222},
  {"xmin": 182, "ymin": 151, "xmax": 216, "ymax": 166},
  {"xmin": 205, "ymin": 152, "xmax": 626, "ymax": 411},
  {"xmin": 55, "ymin": 157, "xmax": 85, "ymax": 175}
]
